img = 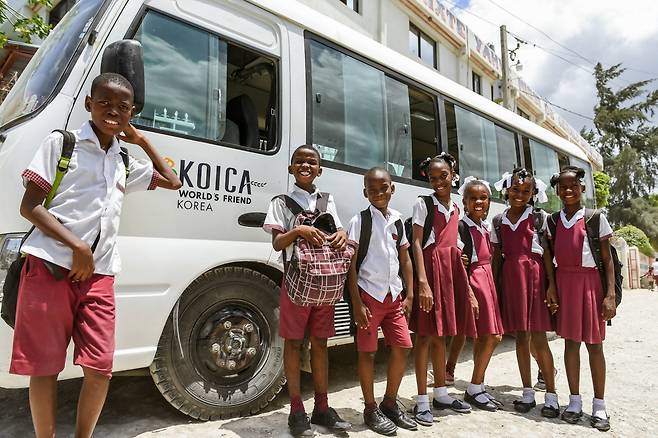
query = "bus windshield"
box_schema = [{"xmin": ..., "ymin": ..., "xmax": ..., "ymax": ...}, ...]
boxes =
[{"xmin": 0, "ymin": 0, "xmax": 105, "ymax": 128}]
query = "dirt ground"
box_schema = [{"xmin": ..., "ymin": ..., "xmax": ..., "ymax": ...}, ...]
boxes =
[{"xmin": 1, "ymin": 288, "xmax": 657, "ymax": 438}]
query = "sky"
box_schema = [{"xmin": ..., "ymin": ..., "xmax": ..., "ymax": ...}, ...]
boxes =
[{"xmin": 450, "ymin": 0, "xmax": 658, "ymax": 132}]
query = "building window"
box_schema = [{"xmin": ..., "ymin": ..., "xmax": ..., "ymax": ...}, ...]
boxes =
[
  {"xmin": 517, "ymin": 108, "xmax": 531, "ymax": 120},
  {"xmin": 338, "ymin": 0, "xmax": 359, "ymax": 12},
  {"xmin": 490, "ymin": 84, "xmax": 495, "ymax": 101},
  {"xmin": 409, "ymin": 24, "xmax": 436, "ymax": 69},
  {"xmin": 472, "ymin": 71, "xmax": 482, "ymax": 95}
]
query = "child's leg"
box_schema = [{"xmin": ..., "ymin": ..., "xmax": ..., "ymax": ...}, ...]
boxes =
[
  {"xmin": 530, "ymin": 332, "xmax": 556, "ymax": 393},
  {"xmin": 429, "ymin": 336, "xmax": 446, "ymax": 388},
  {"xmin": 309, "ymin": 336, "xmax": 329, "ymax": 411},
  {"xmin": 471, "ymin": 335, "xmax": 501, "ymax": 385},
  {"xmin": 284, "ymin": 339, "xmax": 305, "ymax": 412},
  {"xmin": 586, "ymin": 343, "xmax": 606, "ymax": 400},
  {"xmin": 446, "ymin": 335, "xmax": 465, "ymax": 380},
  {"xmin": 564, "ymin": 340, "xmax": 581, "ymax": 396},
  {"xmin": 385, "ymin": 347, "xmax": 411, "ymax": 400},
  {"xmin": 75, "ymin": 367, "xmax": 111, "ymax": 438},
  {"xmin": 414, "ymin": 335, "xmax": 431, "ymax": 395},
  {"xmin": 358, "ymin": 352, "xmax": 377, "ymax": 406},
  {"xmin": 515, "ymin": 331, "xmax": 532, "ymax": 388},
  {"xmin": 29, "ymin": 375, "xmax": 58, "ymax": 438}
]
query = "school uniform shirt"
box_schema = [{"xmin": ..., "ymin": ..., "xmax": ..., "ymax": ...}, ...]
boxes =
[
  {"xmin": 262, "ymin": 184, "xmax": 343, "ymax": 261},
  {"xmin": 347, "ymin": 205, "xmax": 410, "ymax": 302},
  {"xmin": 547, "ymin": 208, "xmax": 613, "ymax": 268},
  {"xmin": 457, "ymin": 216, "xmax": 491, "ymax": 264},
  {"xmin": 490, "ymin": 206, "xmax": 546, "ymax": 256},
  {"xmin": 21, "ymin": 121, "xmax": 158, "ymax": 275},
  {"xmin": 412, "ymin": 195, "xmax": 459, "ymax": 249}
]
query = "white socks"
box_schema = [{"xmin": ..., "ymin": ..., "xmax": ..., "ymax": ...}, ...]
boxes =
[
  {"xmin": 468, "ymin": 383, "xmax": 489, "ymax": 403},
  {"xmin": 592, "ymin": 398, "xmax": 607, "ymax": 419},
  {"xmin": 521, "ymin": 387, "xmax": 535, "ymax": 404},
  {"xmin": 434, "ymin": 386, "xmax": 455, "ymax": 404},
  {"xmin": 417, "ymin": 394, "xmax": 430, "ymax": 411},
  {"xmin": 544, "ymin": 392, "xmax": 559, "ymax": 409},
  {"xmin": 566, "ymin": 394, "xmax": 582, "ymax": 413}
]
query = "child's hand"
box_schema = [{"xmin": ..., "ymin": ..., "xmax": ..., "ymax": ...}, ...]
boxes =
[
  {"xmin": 118, "ymin": 123, "xmax": 147, "ymax": 147},
  {"xmin": 296, "ymin": 225, "xmax": 325, "ymax": 247},
  {"xmin": 69, "ymin": 240, "xmax": 94, "ymax": 282},
  {"xmin": 461, "ymin": 254, "xmax": 469, "ymax": 268},
  {"xmin": 602, "ymin": 295, "xmax": 617, "ymax": 321},
  {"xmin": 402, "ymin": 295, "xmax": 413, "ymax": 319},
  {"xmin": 545, "ymin": 285, "xmax": 559, "ymax": 315},
  {"xmin": 327, "ymin": 229, "xmax": 347, "ymax": 250},
  {"xmin": 468, "ymin": 290, "xmax": 480, "ymax": 320},
  {"xmin": 418, "ymin": 281, "xmax": 434, "ymax": 313},
  {"xmin": 354, "ymin": 301, "xmax": 372, "ymax": 329}
]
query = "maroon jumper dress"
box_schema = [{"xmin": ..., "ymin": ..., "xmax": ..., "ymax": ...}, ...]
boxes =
[
  {"xmin": 553, "ymin": 218, "xmax": 606, "ymax": 344},
  {"xmin": 467, "ymin": 226, "xmax": 504, "ymax": 337},
  {"xmin": 499, "ymin": 215, "xmax": 554, "ymax": 334},
  {"xmin": 410, "ymin": 203, "xmax": 475, "ymax": 337}
]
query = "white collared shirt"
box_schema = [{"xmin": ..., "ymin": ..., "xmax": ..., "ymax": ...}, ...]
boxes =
[
  {"xmin": 490, "ymin": 206, "xmax": 546, "ymax": 256},
  {"xmin": 548, "ymin": 208, "xmax": 613, "ymax": 267},
  {"xmin": 457, "ymin": 216, "xmax": 491, "ymax": 264},
  {"xmin": 21, "ymin": 121, "xmax": 156, "ymax": 275},
  {"xmin": 263, "ymin": 184, "xmax": 343, "ymax": 260},
  {"xmin": 347, "ymin": 205, "xmax": 410, "ymax": 302},
  {"xmin": 412, "ymin": 195, "xmax": 459, "ymax": 249}
]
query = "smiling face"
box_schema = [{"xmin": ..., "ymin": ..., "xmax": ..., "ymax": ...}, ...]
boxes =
[
  {"xmin": 288, "ymin": 147, "xmax": 321, "ymax": 189},
  {"xmin": 85, "ymin": 81, "xmax": 134, "ymax": 145},
  {"xmin": 427, "ymin": 160, "xmax": 454, "ymax": 201},
  {"xmin": 506, "ymin": 175, "xmax": 534, "ymax": 208},
  {"xmin": 364, "ymin": 168, "xmax": 394, "ymax": 212},
  {"xmin": 557, "ymin": 171, "xmax": 584, "ymax": 207},
  {"xmin": 464, "ymin": 183, "xmax": 490, "ymax": 221}
]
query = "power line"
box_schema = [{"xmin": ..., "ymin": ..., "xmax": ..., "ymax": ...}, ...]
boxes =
[{"xmin": 518, "ymin": 89, "xmax": 594, "ymax": 121}]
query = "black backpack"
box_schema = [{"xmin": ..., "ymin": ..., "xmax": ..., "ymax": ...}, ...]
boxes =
[
  {"xmin": 458, "ymin": 219, "xmax": 474, "ymax": 269},
  {"xmin": 404, "ymin": 194, "xmax": 436, "ymax": 263},
  {"xmin": 547, "ymin": 209, "xmax": 623, "ymax": 308}
]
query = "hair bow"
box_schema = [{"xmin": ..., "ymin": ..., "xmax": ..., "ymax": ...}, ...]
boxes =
[
  {"xmin": 494, "ymin": 172, "xmax": 513, "ymax": 193},
  {"xmin": 458, "ymin": 176, "xmax": 492, "ymax": 195},
  {"xmin": 534, "ymin": 178, "xmax": 548, "ymax": 203}
]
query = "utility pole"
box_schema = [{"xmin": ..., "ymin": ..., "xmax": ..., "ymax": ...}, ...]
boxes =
[{"xmin": 500, "ymin": 24, "xmax": 513, "ymax": 111}]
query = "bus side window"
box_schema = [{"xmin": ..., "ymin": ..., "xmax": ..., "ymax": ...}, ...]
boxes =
[
  {"xmin": 409, "ymin": 87, "xmax": 439, "ymax": 181},
  {"xmin": 132, "ymin": 11, "xmax": 277, "ymax": 151},
  {"xmin": 527, "ymin": 138, "xmax": 561, "ymax": 211}
]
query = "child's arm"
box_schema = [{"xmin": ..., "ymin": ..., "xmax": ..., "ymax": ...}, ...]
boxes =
[
  {"xmin": 348, "ymin": 252, "xmax": 371, "ymax": 329},
  {"xmin": 119, "ymin": 124, "xmax": 182, "ymax": 190},
  {"xmin": 412, "ymin": 223, "xmax": 433, "ymax": 313},
  {"xmin": 542, "ymin": 238, "xmax": 559, "ymax": 314},
  {"xmin": 600, "ymin": 239, "xmax": 617, "ymax": 321},
  {"xmin": 399, "ymin": 246, "xmax": 414, "ymax": 318},
  {"xmin": 271, "ymin": 226, "xmax": 324, "ymax": 251},
  {"xmin": 20, "ymin": 182, "xmax": 94, "ymax": 281}
]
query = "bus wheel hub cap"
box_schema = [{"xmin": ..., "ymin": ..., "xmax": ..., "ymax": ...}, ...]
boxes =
[{"xmin": 209, "ymin": 317, "xmax": 261, "ymax": 372}]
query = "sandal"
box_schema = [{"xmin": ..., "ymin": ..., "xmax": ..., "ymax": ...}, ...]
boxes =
[
  {"xmin": 513, "ymin": 399, "xmax": 536, "ymax": 413},
  {"xmin": 464, "ymin": 391, "xmax": 497, "ymax": 412}
]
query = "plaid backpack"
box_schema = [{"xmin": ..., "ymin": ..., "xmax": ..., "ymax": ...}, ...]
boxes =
[{"xmin": 277, "ymin": 193, "xmax": 356, "ymax": 306}]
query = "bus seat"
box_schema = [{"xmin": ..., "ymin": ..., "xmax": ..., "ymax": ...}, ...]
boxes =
[{"xmin": 227, "ymin": 94, "xmax": 259, "ymax": 148}]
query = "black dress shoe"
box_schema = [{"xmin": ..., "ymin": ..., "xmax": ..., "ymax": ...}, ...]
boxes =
[
  {"xmin": 464, "ymin": 391, "xmax": 498, "ymax": 412},
  {"xmin": 561, "ymin": 410, "xmax": 583, "ymax": 424},
  {"xmin": 513, "ymin": 399, "xmax": 536, "ymax": 413},
  {"xmin": 541, "ymin": 404, "xmax": 560, "ymax": 418},
  {"xmin": 591, "ymin": 415, "xmax": 611, "ymax": 431},
  {"xmin": 288, "ymin": 412, "xmax": 314, "ymax": 436},
  {"xmin": 311, "ymin": 407, "xmax": 351, "ymax": 431},
  {"xmin": 364, "ymin": 407, "xmax": 397, "ymax": 436},
  {"xmin": 380, "ymin": 402, "xmax": 418, "ymax": 430}
]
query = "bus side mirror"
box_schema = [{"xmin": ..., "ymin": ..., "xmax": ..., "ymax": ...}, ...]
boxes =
[{"xmin": 101, "ymin": 40, "xmax": 145, "ymax": 114}]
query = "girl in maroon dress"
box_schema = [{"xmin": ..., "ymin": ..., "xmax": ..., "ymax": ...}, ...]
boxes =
[
  {"xmin": 491, "ymin": 168, "xmax": 560, "ymax": 418},
  {"xmin": 548, "ymin": 166, "xmax": 616, "ymax": 432},
  {"xmin": 458, "ymin": 177, "xmax": 504, "ymax": 412},
  {"xmin": 410, "ymin": 153, "xmax": 478, "ymax": 426}
]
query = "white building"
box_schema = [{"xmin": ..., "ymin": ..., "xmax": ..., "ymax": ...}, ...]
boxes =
[{"xmin": 297, "ymin": 0, "xmax": 602, "ymax": 169}]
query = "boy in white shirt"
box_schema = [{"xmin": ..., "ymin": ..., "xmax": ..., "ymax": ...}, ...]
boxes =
[
  {"xmin": 11, "ymin": 73, "xmax": 181, "ymax": 438},
  {"xmin": 347, "ymin": 167, "xmax": 416, "ymax": 435}
]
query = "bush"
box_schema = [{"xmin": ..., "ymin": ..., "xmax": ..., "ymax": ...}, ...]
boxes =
[
  {"xmin": 593, "ymin": 171, "xmax": 610, "ymax": 209},
  {"xmin": 615, "ymin": 225, "xmax": 655, "ymax": 257}
]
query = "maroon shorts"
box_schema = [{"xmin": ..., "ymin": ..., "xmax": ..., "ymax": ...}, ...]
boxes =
[
  {"xmin": 278, "ymin": 285, "xmax": 335, "ymax": 340},
  {"xmin": 356, "ymin": 290, "xmax": 412, "ymax": 353},
  {"xmin": 10, "ymin": 256, "xmax": 116, "ymax": 377}
]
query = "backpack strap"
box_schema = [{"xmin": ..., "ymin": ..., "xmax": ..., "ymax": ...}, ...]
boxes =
[
  {"xmin": 355, "ymin": 208, "xmax": 372, "ymax": 273},
  {"xmin": 394, "ymin": 219, "xmax": 403, "ymax": 253},
  {"xmin": 316, "ymin": 192, "xmax": 330, "ymax": 213},
  {"xmin": 44, "ymin": 130, "xmax": 75, "ymax": 207},
  {"xmin": 421, "ymin": 195, "xmax": 434, "ymax": 247},
  {"xmin": 119, "ymin": 146, "xmax": 130, "ymax": 180},
  {"xmin": 533, "ymin": 209, "xmax": 548, "ymax": 247},
  {"xmin": 458, "ymin": 219, "xmax": 473, "ymax": 267},
  {"xmin": 274, "ymin": 194, "xmax": 304, "ymax": 216},
  {"xmin": 492, "ymin": 213, "xmax": 503, "ymax": 248},
  {"xmin": 584, "ymin": 209, "xmax": 604, "ymax": 272},
  {"xmin": 547, "ymin": 212, "xmax": 560, "ymax": 241}
]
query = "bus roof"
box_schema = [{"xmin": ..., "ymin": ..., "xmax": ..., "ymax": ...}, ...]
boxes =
[{"xmin": 246, "ymin": 0, "xmax": 591, "ymax": 164}]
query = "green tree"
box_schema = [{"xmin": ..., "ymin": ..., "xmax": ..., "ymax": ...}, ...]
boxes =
[
  {"xmin": 0, "ymin": 0, "xmax": 52, "ymax": 47},
  {"xmin": 615, "ymin": 225, "xmax": 656, "ymax": 257},
  {"xmin": 592, "ymin": 171, "xmax": 610, "ymax": 208},
  {"xmin": 615, "ymin": 198, "xmax": 658, "ymax": 250}
]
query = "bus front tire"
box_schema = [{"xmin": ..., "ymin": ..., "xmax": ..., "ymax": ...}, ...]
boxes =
[{"xmin": 150, "ymin": 266, "xmax": 284, "ymax": 420}]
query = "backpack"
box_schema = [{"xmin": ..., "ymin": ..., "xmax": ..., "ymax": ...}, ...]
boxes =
[
  {"xmin": 491, "ymin": 208, "xmax": 548, "ymax": 257},
  {"xmin": 2, "ymin": 130, "xmax": 76, "ymax": 328},
  {"xmin": 277, "ymin": 193, "xmax": 356, "ymax": 306},
  {"xmin": 403, "ymin": 194, "xmax": 436, "ymax": 262},
  {"xmin": 547, "ymin": 209, "xmax": 623, "ymax": 308},
  {"xmin": 458, "ymin": 219, "xmax": 474, "ymax": 269}
]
